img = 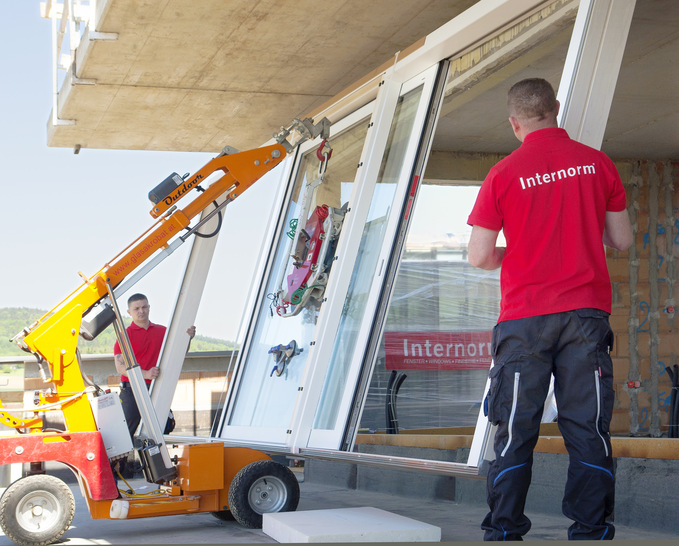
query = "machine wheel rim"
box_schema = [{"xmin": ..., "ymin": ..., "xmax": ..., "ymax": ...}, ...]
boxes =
[
  {"xmin": 14, "ymin": 489, "xmax": 63, "ymax": 534},
  {"xmin": 247, "ymin": 475, "xmax": 288, "ymax": 514}
]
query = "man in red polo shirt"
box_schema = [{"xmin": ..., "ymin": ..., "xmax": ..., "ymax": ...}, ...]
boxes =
[
  {"xmin": 467, "ymin": 78, "xmax": 633, "ymax": 541},
  {"xmin": 114, "ymin": 293, "xmax": 195, "ymax": 437}
]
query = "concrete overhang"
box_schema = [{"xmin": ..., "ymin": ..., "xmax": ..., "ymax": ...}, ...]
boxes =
[
  {"xmin": 44, "ymin": 0, "xmax": 678, "ymax": 160},
  {"xmin": 45, "ymin": 0, "xmax": 479, "ymax": 152}
]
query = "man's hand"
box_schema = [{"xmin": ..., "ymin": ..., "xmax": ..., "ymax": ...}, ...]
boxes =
[
  {"xmin": 142, "ymin": 366, "xmax": 160, "ymax": 381},
  {"xmin": 187, "ymin": 325, "xmax": 196, "ymax": 339}
]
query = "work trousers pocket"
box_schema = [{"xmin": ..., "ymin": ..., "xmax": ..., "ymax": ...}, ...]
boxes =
[
  {"xmin": 485, "ymin": 358, "xmax": 520, "ymax": 426},
  {"xmin": 594, "ymin": 338, "xmax": 615, "ymax": 437},
  {"xmin": 575, "ymin": 308, "xmax": 615, "ymax": 435}
]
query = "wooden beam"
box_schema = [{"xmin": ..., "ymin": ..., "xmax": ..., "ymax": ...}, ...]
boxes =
[{"xmin": 356, "ymin": 427, "xmax": 679, "ymax": 460}]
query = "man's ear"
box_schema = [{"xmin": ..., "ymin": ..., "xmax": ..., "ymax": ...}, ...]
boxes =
[{"xmin": 508, "ymin": 116, "xmax": 523, "ymax": 141}]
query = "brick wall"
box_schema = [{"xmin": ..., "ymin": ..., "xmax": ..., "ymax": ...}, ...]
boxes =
[{"xmin": 608, "ymin": 160, "xmax": 679, "ymax": 435}]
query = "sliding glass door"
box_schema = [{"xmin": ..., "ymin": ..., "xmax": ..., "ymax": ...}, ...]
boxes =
[{"xmin": 305, "ymin": 66, "xmax": 443, "ymax": 449}]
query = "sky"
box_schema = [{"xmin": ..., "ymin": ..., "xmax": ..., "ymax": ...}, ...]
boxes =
[
  {"xmin": 0, "ymin": 3, "xmax": 277, "ymax": 341},
  {"xmin": 0, "ymin": 3, "xmax": 485, "ymax": 346}
]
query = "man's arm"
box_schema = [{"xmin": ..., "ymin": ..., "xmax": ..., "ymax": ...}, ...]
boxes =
[
  {"xmin": 468, "ymin": 225, "xmax": 505, "ymax": 270},
  {"xmin": 603, "ymin": 209, "xmax": 633, "ymax": 251},
  {"xmin": 115, "ymin": 353, "xmax": 159, "ymax": 381},
  {"xmin": 114, "ymin": 353, "xmax": 127, "ymax": 376}
]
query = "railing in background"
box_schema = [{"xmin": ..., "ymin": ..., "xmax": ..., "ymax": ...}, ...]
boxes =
[
  {"xmin": 40, "ymin": 0, "xmax": 118, "ymax": 129},
  {"xmin": 0, "ymin": 351, "xmax": 236, "ymax": 437}
]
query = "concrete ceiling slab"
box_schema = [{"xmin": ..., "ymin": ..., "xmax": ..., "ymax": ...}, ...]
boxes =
[
  {"xmin": 46, "ymin": 0, "xmax": 678, "ymax": 160},
  {"xmin": 47, "ymin": 0, "xmax": 478, "ymax": 152}
]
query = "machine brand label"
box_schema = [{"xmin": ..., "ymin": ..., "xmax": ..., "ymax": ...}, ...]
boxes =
[
  {"xmin": 96, "ymin": 396, "xmax": 115, "ymax": 409},
  {"xmin": 384, "ymin": 331, "xmax": 492, "ymax": 371},
  {"xmin": 109, "ymin": 223, "xmax": 178, "ymax": 279},
  {"xmin": 163, "ymin": 173, "xmax": 204, "ymax": 206}
]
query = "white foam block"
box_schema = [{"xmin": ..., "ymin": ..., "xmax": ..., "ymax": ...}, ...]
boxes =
[{"xmin": 263, "ymin": 506, "xmax": 441, "ymax": 543}]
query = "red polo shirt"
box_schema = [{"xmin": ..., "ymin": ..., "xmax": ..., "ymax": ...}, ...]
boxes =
[
  {"xmin": 113, "ymin": 321, "xmax": 167, "ymax": 384},
  {"xmin": 468, "ymin": 128, "xmax": 627, "ymax": 322}
]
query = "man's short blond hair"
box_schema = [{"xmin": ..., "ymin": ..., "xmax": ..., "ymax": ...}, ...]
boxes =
[{"xmin": 507, "ymin": 78, "xmax": 557, "ymax": 121}]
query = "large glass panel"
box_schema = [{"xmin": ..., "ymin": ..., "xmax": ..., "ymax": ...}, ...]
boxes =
[
  {"xmin": 361, "ymin": 186, "xmax": 501, "ymax": 433},
  {"xmin": 313, "ymin": 85, "xmax": 425, "ymax": 431},
  {"xmin": 355, "ymin": 0, "xmax": 578, "ymax": 444},
  {"xmin": 223, "ymin": 113, "xmax": 371, "ymax": 433}
]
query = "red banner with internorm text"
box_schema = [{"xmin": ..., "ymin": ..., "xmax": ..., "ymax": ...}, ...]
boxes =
[{"xmin": 384, "ymin": 331, "xmax": 492, "ymax": 371}]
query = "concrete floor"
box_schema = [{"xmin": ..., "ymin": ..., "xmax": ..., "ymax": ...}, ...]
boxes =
[{"xmin": 0, "ymin": 472, "xmax": 677, "ymax": 545}]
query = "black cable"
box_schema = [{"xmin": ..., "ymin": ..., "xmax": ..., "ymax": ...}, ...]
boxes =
[
  {"xmin": 194, "ymin": 200, "xmax": 223, "ymax": 238},
  {"xmin": 391, "ymin": 373, "xmax": 407, "ymax": 435},
  {"xmin": 385, "ymin": 371, "xmax": 407, "ymax": 434},
  {"xmin": 386, "ymin": 370, "xmax": 396, "ymax": 434}
]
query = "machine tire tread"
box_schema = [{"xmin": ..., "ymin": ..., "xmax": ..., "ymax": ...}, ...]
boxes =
[
  {"xmin": 0, "ymin": 474, "xmax": 75, "ymax": 546},
  {"xmin": 228, "ymin": 460, "xmax": 299, "ymax": 529}
]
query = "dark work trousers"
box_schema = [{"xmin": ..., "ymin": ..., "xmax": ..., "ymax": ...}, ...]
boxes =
[
  {"xmin": 481, "ymin": 309, "xmax": 615, "ymax": 541},
  {"xmin": 119, "ymin": 382, "xmax": 174, "ymax": 438}
]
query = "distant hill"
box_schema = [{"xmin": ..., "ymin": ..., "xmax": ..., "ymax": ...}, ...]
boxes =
[{"xmin": 0, "ymin": 307, "xmax": 235, "ymax": 357}]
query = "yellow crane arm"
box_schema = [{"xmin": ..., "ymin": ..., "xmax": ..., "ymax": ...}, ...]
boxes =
[
  {"xmin": 13, "ymin": 143, "xmax": 286, "ymax": 431},
  {"xmin": 11, "ymin": 115, "xmax": 330, "ymax": 434}
]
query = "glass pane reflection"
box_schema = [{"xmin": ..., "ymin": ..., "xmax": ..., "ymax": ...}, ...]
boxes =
[
  {"xmin": 360, "ymin": 186, "xmax": 501, "ymax": 433},
  {"xmin": 313, "ymin": 85, "xmax": 425, "ymax": 430}
]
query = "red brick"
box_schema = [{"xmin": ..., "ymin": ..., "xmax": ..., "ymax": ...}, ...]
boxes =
[
  {"xmin": 614, "ymin": 333, "xmax": 652, "ymax": 358},
  {"xmin": 609, "ymin": 312, "xmax": 629, "ymax": 335},
  {"xmin": 613, "ymin": 334, "xmax": 629, "ymax": 358},
  {"xmin": 608, "ymin": 257, "xmax": 631, "ymax": 283},
  {"xmin": 615, "ymin": 383, "xmax": 632, "ymax": 408},
  {"xmin": 612, "ymin": 357, "xmax": 629, "ymax": 382},
  {"xmin": 610, "ymin": 410, "xmax": 629, "ymax": 434},
  {"xmin": 614, "ymin": 286, "xmax": 633, "ymax": 308},
  {"xmin": 659, "ymin": 333, "xmax": 679, "ymax": 355}
]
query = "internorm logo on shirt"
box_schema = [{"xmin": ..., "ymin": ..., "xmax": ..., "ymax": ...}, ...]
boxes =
[{"xmin": 519, "ymin": 163, "xmax": 596, "ymax": 190}]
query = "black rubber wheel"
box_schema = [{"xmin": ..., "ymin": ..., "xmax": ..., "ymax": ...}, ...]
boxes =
[
  {"xmin": 0, "ymin": 474, "xmax": 75, "ymax": 546},
  {"xmin": 228, "ymin": 460, "xmax": 299, "ymax": 529}
]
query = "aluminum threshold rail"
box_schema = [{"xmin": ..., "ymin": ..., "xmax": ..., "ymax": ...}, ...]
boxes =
[
  {"xmin": 166, "ymin": 435, "xmax": 484, "ymax": 478},
  {"xmin": 298, "ymin": 448, "xmax": 484, "ymax": 478}
]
